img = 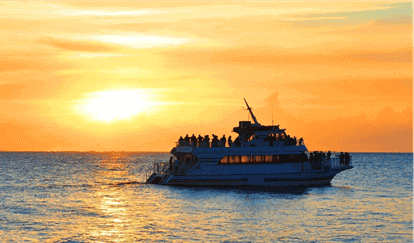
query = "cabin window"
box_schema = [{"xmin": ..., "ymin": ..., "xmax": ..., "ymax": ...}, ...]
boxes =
[
  {"xmin": 229, "ymin": 156, "xmax": 239, "ymax": 164},
  {"xmin": 220, "ymin": 154, "xmax": 302, "ymax": 164},
  {"xmin": 221, "ymin": 156, "xmax": 229, "ymax": 164},
  {"xmin": 265, "ymin": 155, "xmax": 273, "ymax": 162},
  {"xmin": 241, "ymin": 155, "xmax": 251, "ymax": 163}
]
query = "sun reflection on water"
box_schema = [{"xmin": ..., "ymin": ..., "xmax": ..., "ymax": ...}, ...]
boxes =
[{"xmin": 1, "ymin": 152, "xmax": 411, "ymax": 242}]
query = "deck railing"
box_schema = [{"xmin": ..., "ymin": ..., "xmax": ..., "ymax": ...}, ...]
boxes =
[
  {"xmin": 175, "ymin": 140, "xmax": 305, "ymax": 148},
  {"xmin": 329, "ymin": 155, "xmax": 352, "ymax": 168},
  {"xmin": 145, "ymin": 161, "xmax": 171, "ymax": 182},
  {"xmin": 176, "ymin": 141, "xmax": 224, "ymax": 147}
]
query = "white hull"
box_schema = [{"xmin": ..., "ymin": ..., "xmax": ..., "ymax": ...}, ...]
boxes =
[
  {"xmin": 148, "ymin": 164, "xmax": 353, "ymax": 187},
  {"xmin": 166, "ymin": 176, "xmax": 334, "ymax": 187}
]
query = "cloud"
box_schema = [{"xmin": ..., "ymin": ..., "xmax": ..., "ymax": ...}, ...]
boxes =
[
  {"xmin": 0, "ymin": 51, "xmax": 74, "ymax": 72},
  {"xmin": 157, "ymin": 44, "xmax": 412, "ymax": 77},
  {"xmin": 287, "ymin": 2, "xmax": 412, "ymax": 26},
  {"xmin": 378, "ymin": 13, "xmax": 412, "ymax": 25},
  {"xmin": 66, "ymin": 9, "xmax": 165, "ymax": 16},
  {"xmin": 209, "ymin": 46, "xmax": 412, "ymax": 65},
  {"xmin": 38, "ymin": 37, "xmax": 118, "ymax": 53},
  {"xmin": 282, "ymin": 78, "xmax": 413, "ymax": 103},
  {"xmin": 87, "ymin": 34, "xmax": 191, "ymax": 49}
]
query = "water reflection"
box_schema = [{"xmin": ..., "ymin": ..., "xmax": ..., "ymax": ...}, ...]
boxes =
[
  {"xmin": 169, "ymin": 185, "xmax": 311, "ymax": 196},
  {"xmin": 0, "ymin": 152, "xmax": 411, "ymax": 242},
  {"xmin": 85, "ymin": 153, "xmax": 135, "ymax": 242}
]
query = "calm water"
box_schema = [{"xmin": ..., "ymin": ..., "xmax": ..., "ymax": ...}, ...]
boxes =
[{"xmin": 0, "ymin": 152, "xmax": 412, "ymax": 242}]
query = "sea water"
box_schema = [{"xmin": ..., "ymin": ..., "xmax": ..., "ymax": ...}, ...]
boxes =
[{"xmin": 0, "ymin": 152, "xmax": 412, "ymax": 242}]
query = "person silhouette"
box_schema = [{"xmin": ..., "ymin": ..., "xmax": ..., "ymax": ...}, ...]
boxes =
[
  {"xmin": 220, "ymin": 135, "xmax": 226, "ymax": 147},
  {"xmin": 228, "ymin": 136, "xmax": 232, "ymax": 147}
]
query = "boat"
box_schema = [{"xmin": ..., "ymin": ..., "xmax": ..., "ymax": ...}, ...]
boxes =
[{"xmin": 145, "ymin": 99, "xmax": 353, "ymax": 187}]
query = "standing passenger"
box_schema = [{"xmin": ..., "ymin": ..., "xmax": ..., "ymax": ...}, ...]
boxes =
[
  {"xmin": 190, "ymin": 134, "xmax": 197, "ymax": 147},
  {"xmin": 198, "ymin": 134, "xmax": 203, "ymax": 147},
  {"xmin": 345, "ymin": 152, "xmax": 350, "ymax": 165},
  {"xmin": 205, "ymin": 135, "xmax": 210, "ymax": 147},
  {"xmin": 220, "ymin": 135, "xmax": 226, "ymax": 147},
  {"xmin": 184, "ymin": 134, "xmax": 190, "ymax": 146},
  {"xmin": 228, "ymin": 136, "xmax": 233, "ymax": 147},
  {"xmin": 211, "ymin": 135, "xmax": 217, "ymax": 147},
  {"xmin": 169, "ymin": 156, "xmax": 173, "ymax": 173},
  {"xmin": 235, "ymin": 137, "xmax": 241, "ymax": 147}
]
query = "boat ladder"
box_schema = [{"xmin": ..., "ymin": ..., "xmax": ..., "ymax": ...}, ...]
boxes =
[{"xmin": 145, "ymin": 161, "xmax": 171, "ymax": 184}]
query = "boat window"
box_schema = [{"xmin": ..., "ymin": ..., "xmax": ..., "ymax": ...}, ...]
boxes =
[
  {"xmin": 221, "ymin": 156, "xmax": 229, "ymax": 164},
  {"xmin": 229, "ymin": 155, "xmax": 240, "ymax": 164},
  {"xmin": 265, "ymin": 155, "xmax": 273, "ymax": 162},
  {"xmin": 220, "ymin": 154, "xmax": 303, "ymax": 164},
  {"xmin": 275, "ymin": 133, "xmax": 280, "ymax": 141},
  {"xmin": 241, "ymin": 155, "xmax": 250, "ymax": 163}
]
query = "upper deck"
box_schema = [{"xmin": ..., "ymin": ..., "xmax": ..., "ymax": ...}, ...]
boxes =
[{"xmin": 173, "ymin": 99, "xmax": 307, "ymax": 156}]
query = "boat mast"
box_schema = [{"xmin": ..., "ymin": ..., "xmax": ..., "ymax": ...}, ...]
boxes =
[{"xmin": 244, "ymin": 98, "xmax": 260, "ymax": 125}]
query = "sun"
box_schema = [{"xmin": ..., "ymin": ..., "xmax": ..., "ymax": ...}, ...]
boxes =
[{"xmin": 78, "ymin": 90, "xmax": 151, "ymax": 122}]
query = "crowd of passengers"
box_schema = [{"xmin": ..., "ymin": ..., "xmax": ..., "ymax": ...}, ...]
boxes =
[
  {"xmin": 264, "ymin": 134, "xmax": 304, "ymax": 146},
  {"xmin": 177, "ymin": 134, "xmax": 304, "ymax": 147},
  {"xmin": 308, "ymin": 151, "xmax": 351, "ymax": 167},
  {"xmin": 178, "ymin": 134, "xmax": 232, "ymax": 147}
]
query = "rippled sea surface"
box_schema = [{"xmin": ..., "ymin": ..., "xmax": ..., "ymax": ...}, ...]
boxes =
[{"xmin": 0, "ymin": 152, "xmax": 412, "ymax": 242}]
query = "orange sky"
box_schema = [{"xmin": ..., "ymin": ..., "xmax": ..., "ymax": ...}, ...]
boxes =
[{"xmin": 0, "ymin": 1, "xmax": 412, "ymax": 152}]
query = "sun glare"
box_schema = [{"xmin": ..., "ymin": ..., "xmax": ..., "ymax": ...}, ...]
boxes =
[{"xmin": 79, "ymin": 90, "xmax": 151, "ymax": 122}]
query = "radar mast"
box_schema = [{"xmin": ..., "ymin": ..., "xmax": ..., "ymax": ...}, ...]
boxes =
[{"xmin": 244, "ymin": 98, "xmax": 260, "ymax": 126}]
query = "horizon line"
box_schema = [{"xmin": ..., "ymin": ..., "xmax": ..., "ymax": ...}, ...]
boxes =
[{"xmin": 0, "ymin": 151, "xmax": 412, "ymax": 154}]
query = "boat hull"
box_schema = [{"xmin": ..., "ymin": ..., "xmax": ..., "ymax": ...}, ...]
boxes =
[{"xmin": 162, "ymin": 167, "xmax": 352, "ymax": 187}]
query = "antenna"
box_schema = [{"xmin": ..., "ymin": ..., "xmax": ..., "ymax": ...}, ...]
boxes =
[
  {"xmin": 243, "ymin": 98, "xmax": 260, "ymax": 125},
  {"xmin": 271, "ymin": 102, "xmax": 274, "ymax": 126}
]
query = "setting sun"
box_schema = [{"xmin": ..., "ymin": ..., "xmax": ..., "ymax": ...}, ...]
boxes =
[
  {"xmin": 78, "ymin": 90, "xmax": 151, "ymax": 122},
  {"xmin": 0, "ymin": 1, "xmax": 411, "ymax": 152}
]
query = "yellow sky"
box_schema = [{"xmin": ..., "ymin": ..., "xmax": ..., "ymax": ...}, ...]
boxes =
[{"xmin": 0, "ymin": 1, "xmax": 412, "ymax": 152}]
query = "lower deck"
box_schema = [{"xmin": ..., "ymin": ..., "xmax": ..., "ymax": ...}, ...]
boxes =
[{"xmin": 146, "ymin": 160, "xmax": 353, "ymax": 187}]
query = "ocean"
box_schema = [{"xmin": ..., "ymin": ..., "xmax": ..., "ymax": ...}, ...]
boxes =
[{"xmin": 0, "ymin": 152, "xmax": 412, "ymax": 242}]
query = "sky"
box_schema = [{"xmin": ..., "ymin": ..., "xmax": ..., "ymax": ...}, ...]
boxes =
[{"xmin": 0, "ymin": 1, "xmax": 412, "ymax": 152}]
